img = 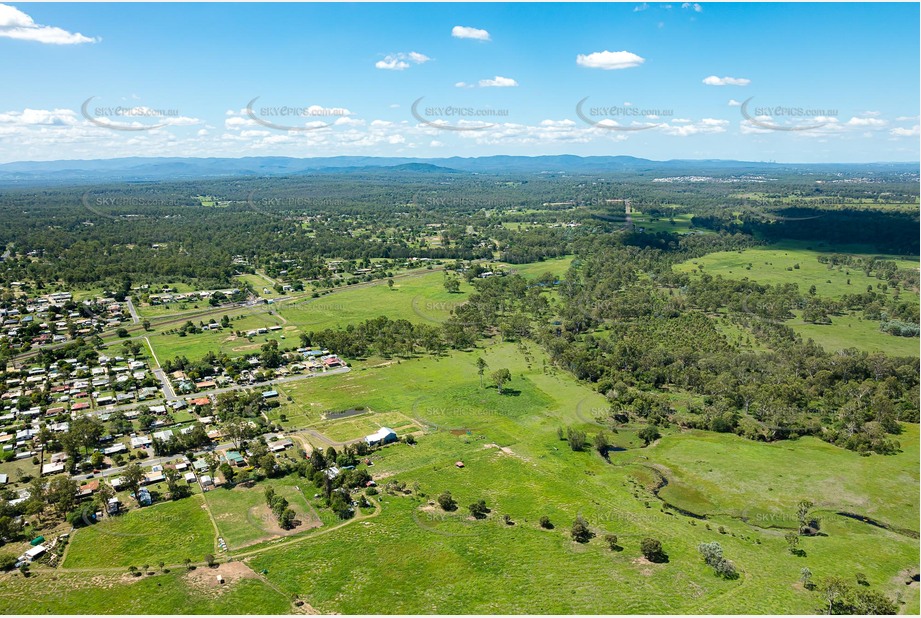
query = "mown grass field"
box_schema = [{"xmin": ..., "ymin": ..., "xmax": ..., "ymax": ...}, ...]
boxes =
[
  {"xmin": 0, "ymin": 569, "xmax": 291, "ymax": 614},
  {"xmin": 63, "ymin": 495, "xmax": 216, "ymax": 569}
]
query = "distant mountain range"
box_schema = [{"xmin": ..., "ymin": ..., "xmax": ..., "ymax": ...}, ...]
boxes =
[{"xmin": 0, "ymin": 155, "xmax": 916, "ymax": 184}]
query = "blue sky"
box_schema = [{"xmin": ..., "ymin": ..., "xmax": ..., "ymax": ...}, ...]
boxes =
[{"xmin": 0, "ymin": 2, "xmax": 918, "ymax": 163}]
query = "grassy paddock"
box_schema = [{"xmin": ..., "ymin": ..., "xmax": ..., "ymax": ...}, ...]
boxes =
[{"xmin": 63, "ymin": 495, "xmax": 216, "ymax": 569}]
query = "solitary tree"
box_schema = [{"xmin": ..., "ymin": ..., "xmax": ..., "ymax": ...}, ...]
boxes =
[
  {"xmin": 821, "ymin": 576, "xmax": 848, "ymax": 614},
  {"xmin": 437, "ymin": 491, "xmax": 457, "ymax": 512},
  {"xmin": 593, "ymin": 431, "xmax": 611, "ymax": 458},
  {"xmin": 96, "ymin": 481, "xmax": 115, "ymax": 515},
  {"xmin": 444, "ymin": 277, "xmax": 460, "ymax": 294},
  {"xmin": 468, "ymin": 500, "xmax": 489, "ymax": 519},
  {"xmin": 638, "ymin": 425, "xmax": 661, "ymax": 447},
  {"xmin": 492, "ymin": 368, "xmax": 512, "ymax": 394},
  {"xmin": 641, "ymin": 538, "xmax": 666, "ymax": 563},
  {"xmin": 475, "ymin": 357, "xmax": 488, "ymax": 388},
  {"xmin": 800, "ymin": 567, "xmax": 813, "ymax": 589},
  {"xmin": 571, "ymin": 515, "xmax": 593, "ymax": 543},
  {"xmin": 123, "ymin": 463, "xmax": 146, "ymax": 506},
  {"xmin": 225, "ymin": 417, "xmax": 253, "ymax": 451},
  {"xmin": 785, "ymin": 531, "xmax": 800, "ymax": 554},
  {"xmin": 604, "ymin": 534, "xmax": 619, "ymax": 550}
]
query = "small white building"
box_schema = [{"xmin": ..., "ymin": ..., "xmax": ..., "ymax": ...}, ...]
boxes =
[{"xmin": 21, "ymin": 544, "xmax": 46, "ymax": 562}]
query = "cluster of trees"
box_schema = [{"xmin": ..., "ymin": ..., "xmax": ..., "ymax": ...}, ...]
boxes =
[
  {"xmin": 150, "ymin": 423, "xmax": 211, "ymax": 457},
  {"xmin": 305, "ymin": 316, "xmax": 448, "ymax": 358},
  {"xmin": 819, "ymin": 576, "xmax": 898, "ymax": 615},
  {"xmin": 264, "ymin": 487, "xmax": 296, "ymax": 529},
  {"xmin": 294, "ymin": 444, "xmax": 374, "ymax": 520}
]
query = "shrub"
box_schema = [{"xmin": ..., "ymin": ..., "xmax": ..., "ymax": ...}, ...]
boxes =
[
  {"xmin": 437, "ymin": 491, "xmax": 457, "ymax": 512},
  {"xmin": 0, "ymin": 553, "xmax": 17, "ymax": 572},
  {"xmin": 539, "ymin": 516, "xmax": 553, "ymax": 529},
  {"xmin": 638, "ymin": 425, "xmax": 661, "ymax": 446},
  {"xmin": 571, "ymin": 515, "xmax": 594, "ymax": 543},
  {"xmin": 640, "ymin": 537, "xmax": 666, "ymax": 563},
  {"xmin": 468, "ymin": 500, "xmax": 489, "ymax": 519},
  {"xmin": 604, "ymin": 534, "xmax": 619, "ymax": 550},
  {"xmin": 698, "ymin": 541, "xmax": 737, "ymax": 579}
]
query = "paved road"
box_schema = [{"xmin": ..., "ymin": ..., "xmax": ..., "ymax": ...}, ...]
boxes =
[
  {"xmin": 125, "ymin": 297, "xmax": 140, "ymax": 324},
  {"xmin": 203, "ymin": 365, "xmax": 350, "ymax": 399}
]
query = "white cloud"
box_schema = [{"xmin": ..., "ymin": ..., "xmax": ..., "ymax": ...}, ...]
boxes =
[
  {"xmin": 375, "ymin": 57, "xmax": 409, "ymax": 71},
  {"xmin": 681, "ymin": 2, "xmax": 702, "ymax": 12},
  {"xmin": 456, "ymin": 76, "xmax": 518, "ymax": 88},
  {"xmin": 430, "ymin": 140, "xmax": 443, "ymax": 147},
  {"xmin": 375, "ymin": 52, "xmax": 430, "ymax": 71},
  {"xmin": 703, "ymin": 75, "xmax": 750, "ymax": 86},
  {"xmin": 845, "ymin": 116, "xmax": 886, "ymax": 127},
  {"xmin": 728, "ymin": 99, "xmax": 742, "ymax": 106},
  {"xmin": 0, "ymin": 4, "xmax": 98, "ymax": 44},
  {"xmin": 633, "ymin": 3, "xmax": 649, "ymax": 11},
  {"xmin": 576, "ymin": 50, "xmax": 645, "ymax": 70},
  {"xmin": 890, "ymin": 125, "xmax": 920, "ymax": 137},
  {"xmin": 660, "ymin": 117, "xmax": 728, "ymax": 136},
  {"xmin": 478, "ymin": 76, "xmax": 518, "ymax": 88},
  {"xmin": 0, "ymin": 108, "xmax": 78, "ymax": 125},
  {"xmin": 451, "ymin": 25, "xmax": 490, "ymax": 41}
]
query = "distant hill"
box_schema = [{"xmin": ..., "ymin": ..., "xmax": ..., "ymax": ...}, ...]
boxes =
[{"xmin": 0, "ymin": 155, "xmax": 915, "ymax": 185}]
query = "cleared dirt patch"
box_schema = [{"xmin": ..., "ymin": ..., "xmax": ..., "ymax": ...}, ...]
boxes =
[
  {"xmin": 231, "ymin": 343, "xmax": 262, "ymax": 352},
  {"xmin": 184, "ymin": 561, "xmax": 258, "ymax": 593}
]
